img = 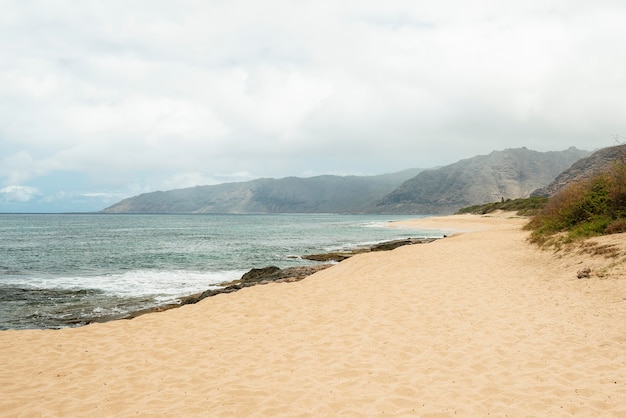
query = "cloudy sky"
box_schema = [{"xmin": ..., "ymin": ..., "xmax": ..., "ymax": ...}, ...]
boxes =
[{"xmin": 1, "ymin": 1, "xmax": 625, "ymax": 212}]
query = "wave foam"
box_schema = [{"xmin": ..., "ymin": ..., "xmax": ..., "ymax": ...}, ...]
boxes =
[{"xmin": 2, "ymin": 269, "xmax": 247, "ymax": 299}]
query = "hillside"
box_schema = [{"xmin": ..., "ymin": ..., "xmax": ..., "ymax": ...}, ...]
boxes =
[
  {"xmin": 103, "ymin": 147, "xmax": 593, "ymax": 215},
  {"xmin": 371, "ymin": 147, "xmax": 590, "ymax": 214},
  {"xmin": 102, "ymin": 168, "xmax": 424, "ymax": 214},
  {"xmin": 531, "ymin": 144, "xmax": 626, "ymax": 197}
]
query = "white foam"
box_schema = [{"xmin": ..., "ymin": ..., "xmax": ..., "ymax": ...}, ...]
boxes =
[
  {"xmin": 358, "ymin": 216, "xmax": 431, "ymax": 229},
  {"xmin": 4, "ymin": 269, "xmax": 247, "ymax": 298},
  {"xmin": 359, "ymin": 221, "xmax": 392, "ymax": 228}
]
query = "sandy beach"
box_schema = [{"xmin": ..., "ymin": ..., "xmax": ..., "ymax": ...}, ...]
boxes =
[{"xmin": 2, "ymin": 212, "xmax": 626, "ymax": 417}]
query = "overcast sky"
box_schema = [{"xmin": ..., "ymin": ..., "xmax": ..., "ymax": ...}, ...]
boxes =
[{"xmin": 1, "ymin": 1, "xmax": 625, "ymax": 212}]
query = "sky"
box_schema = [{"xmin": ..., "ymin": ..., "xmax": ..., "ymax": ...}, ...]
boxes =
[{"xmin": 1, "ymin": 1, "xmax": 625, "ymax": 212}]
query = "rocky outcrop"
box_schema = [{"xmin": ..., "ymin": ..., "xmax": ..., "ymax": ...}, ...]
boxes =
[
  {"xmin": 239, "ymin": 265, "xmax": 333, "ymax": 285},
  {"xmin": 302, "ymin": 252, "xmax": 362, "ymax": 262},
  {"xmin": 103, "ymin": 265, "xmax": 334, "ymax": 323},
  {"xmin": 167, "ymin": 265, "xmax": 331, "ymax": 306},
  {"xmin": 240, "ymin": 266, "xmax": 282, "ymax": 282},
  {"xmin": 531, "ymin": 144, "xmax": 626, "ymax": 197},
  {"xmin": 370, "ymin": 237, "xmax": 439, "ymax": 251},
  {"xmin": 302, "ymin": 238, "xmax": 439, "ymax": 261}
]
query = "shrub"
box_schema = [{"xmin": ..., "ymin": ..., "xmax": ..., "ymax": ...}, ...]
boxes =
[
  {"xmin": 605, "ymin": 219, "xmax": 626, "ymax": 234},
  {"xmin": 456, "ymin": 197, "xmax": 548, "ymax": 216},
  {"xmin": 526, "ymin": 160, "xmax": 626, "ymax": 244},
  {"xmin": 608, "ymin": 157, "xmax": 626, "ymax": 218}
]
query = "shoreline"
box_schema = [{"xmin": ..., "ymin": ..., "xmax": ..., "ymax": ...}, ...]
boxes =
[
  {"xmin": 2, "ymin": 213, "xmax": 431, "ymax": 331},
  {"xmin": 100, "ymin": 237, "xmax": 441, "ymax": 324},
  {"xmin": 2, "ymin": 212, "xmax": 626, "ymax": 416},
  {"xmin": 1, "ymin": 218, "xmax": 439, "ymax": 331}
]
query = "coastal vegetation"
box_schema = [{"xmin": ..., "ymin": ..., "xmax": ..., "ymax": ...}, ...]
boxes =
[
  {"xmin": 456, "ymin": 197, "xmax": 548, "ymax": 216},
  {"xmin": 458, "ymin": 146, "xmax": 626, "ymax": 248},
  {"xmin": 524, "ymin": 160, "xmax": 626, "ymax": 245}
]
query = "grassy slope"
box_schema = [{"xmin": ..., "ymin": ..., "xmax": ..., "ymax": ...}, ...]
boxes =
[{"xmin": 458, "ymin": 161, "xmax": 626, "ymax": 246}]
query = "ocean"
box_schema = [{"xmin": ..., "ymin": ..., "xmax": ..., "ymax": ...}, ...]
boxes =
[{"xmin": 0, "ymin": 213, "xmax": 441, "ymax": 330}]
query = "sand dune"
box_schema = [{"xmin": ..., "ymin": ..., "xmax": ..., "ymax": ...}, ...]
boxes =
[{"xmin": 2, "ymin": 213, "xmax": 626, "ymax": 417}]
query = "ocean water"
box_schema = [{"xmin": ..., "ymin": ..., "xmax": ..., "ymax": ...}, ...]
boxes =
[{"xmin": 0, "ymin": 213, "xmax": 441, "ymax": 330}]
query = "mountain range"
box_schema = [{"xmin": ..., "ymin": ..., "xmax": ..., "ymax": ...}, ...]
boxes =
[
  {"xmin": 372, "ymin": 146, "xmax": 590, "ymax": 213},
  {"xmin": 102, "ymin": 168, "xmax": 425, "ymax": 214},
  {"xmin": 102, "ymin": 147, "xmax": 591, "ymax": 214}
]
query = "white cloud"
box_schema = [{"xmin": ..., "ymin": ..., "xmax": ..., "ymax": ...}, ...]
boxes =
[
  {"xmin": 0, "ymin": 0, "xmax": 624, "ymax": 211},
  {"xmin": 0, "ymin": 185, "xmax": 42, "ymax": 202},
  {"xmin": 0, "ymin": 151, "xmax": 44, "ymax": 185},
  {"xmin": 161, "ymin": 172, "xmax": 225, "ymax": 190}
]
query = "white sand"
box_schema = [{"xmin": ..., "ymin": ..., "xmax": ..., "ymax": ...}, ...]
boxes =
[{"xmin": 2, "ymin": 213, "xmax": 626, "ymax": 417}]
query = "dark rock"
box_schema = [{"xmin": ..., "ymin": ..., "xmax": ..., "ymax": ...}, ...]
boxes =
[
  {"xmin": 171, "ymin": 264, "xmax": 334, "ymax": 312},
  {"xmin": 302, "ymin": 252, "xmax": 355, "ymax": 262},
  {"xmin": 370, "ymin": 238, "xmax": 438, "ymax": 251},
  {"xmin": 238, "ymin": 264, "xmax": 333, "ymax": 284},
  {"xmin": 577, "ymin": 267, "xmax": 591, "ymax": 279},
  {"xmin": 241, "ymin": 266, "xmax": 282, "ymax": 283},
  {"xmin": 303, "ymin": 237, "xmax": 440, "ymax": 261},
  {"xmin": 279, "ymin": 265, "xmax": 333, "ymax": 280}
]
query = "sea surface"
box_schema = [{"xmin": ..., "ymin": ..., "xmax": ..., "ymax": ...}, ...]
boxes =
[{"xmin": 0, "ymin": 213, "xmax": 441, "ymax": 330}]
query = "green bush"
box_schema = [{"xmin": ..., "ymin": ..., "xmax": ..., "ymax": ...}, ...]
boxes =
[
  {"xmin": 456, "ymin": 197, "xmax": 548, "ymax": 216},
  {"xmin": 525, "ymin": 160, "xmax": 626, "ymax": 244}
]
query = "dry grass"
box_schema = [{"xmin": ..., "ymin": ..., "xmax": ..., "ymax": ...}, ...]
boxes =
[
  {"xmin": 576, "ymin": 241, "xmax": 622, "ymax": 259},
  {"xmin": 526, "ymin": 159, "xmax": 626, "ymax": 245}
]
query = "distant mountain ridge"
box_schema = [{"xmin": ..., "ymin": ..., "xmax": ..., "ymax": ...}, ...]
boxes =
[
  {"xmin": 102, "ymin": 147, "xmax": 591, "ymax": 214},
  {"xmin": 531, "ymin": 144, "xmax": 626, "ymax": 197},
  {"xmin": 371, "ymin": 147, "xmax": 590, "ymax": 214},
  {"xmin": 102, "ymin": 168, "xmax": 424, "ymax": 214}
]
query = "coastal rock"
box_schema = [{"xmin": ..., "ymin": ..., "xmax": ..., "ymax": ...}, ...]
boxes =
[
  {"xmin": 279, "ymin": 265, "xmax": 333, "ymax": 281},
  {"xmin": 162, "ymin": 264, "xmax": 334, "ymax": 313},
  {"xmin": 370, "ymin": 238, "xmax": 438, "ymax": 251},
  {"xmin": 303, "ymin": 237, "xmax": 440, "ymax": 261},
  {"xmin": 241, "ymin": 266, "xmax": 282, "ymax": 283},
  {"xmin": 302, "ymin": 252, "xmax": 357, "ymax": 262},
  {"xmin": 240, "ymin": 265, "xmax": 334, "ymax": 284}
]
